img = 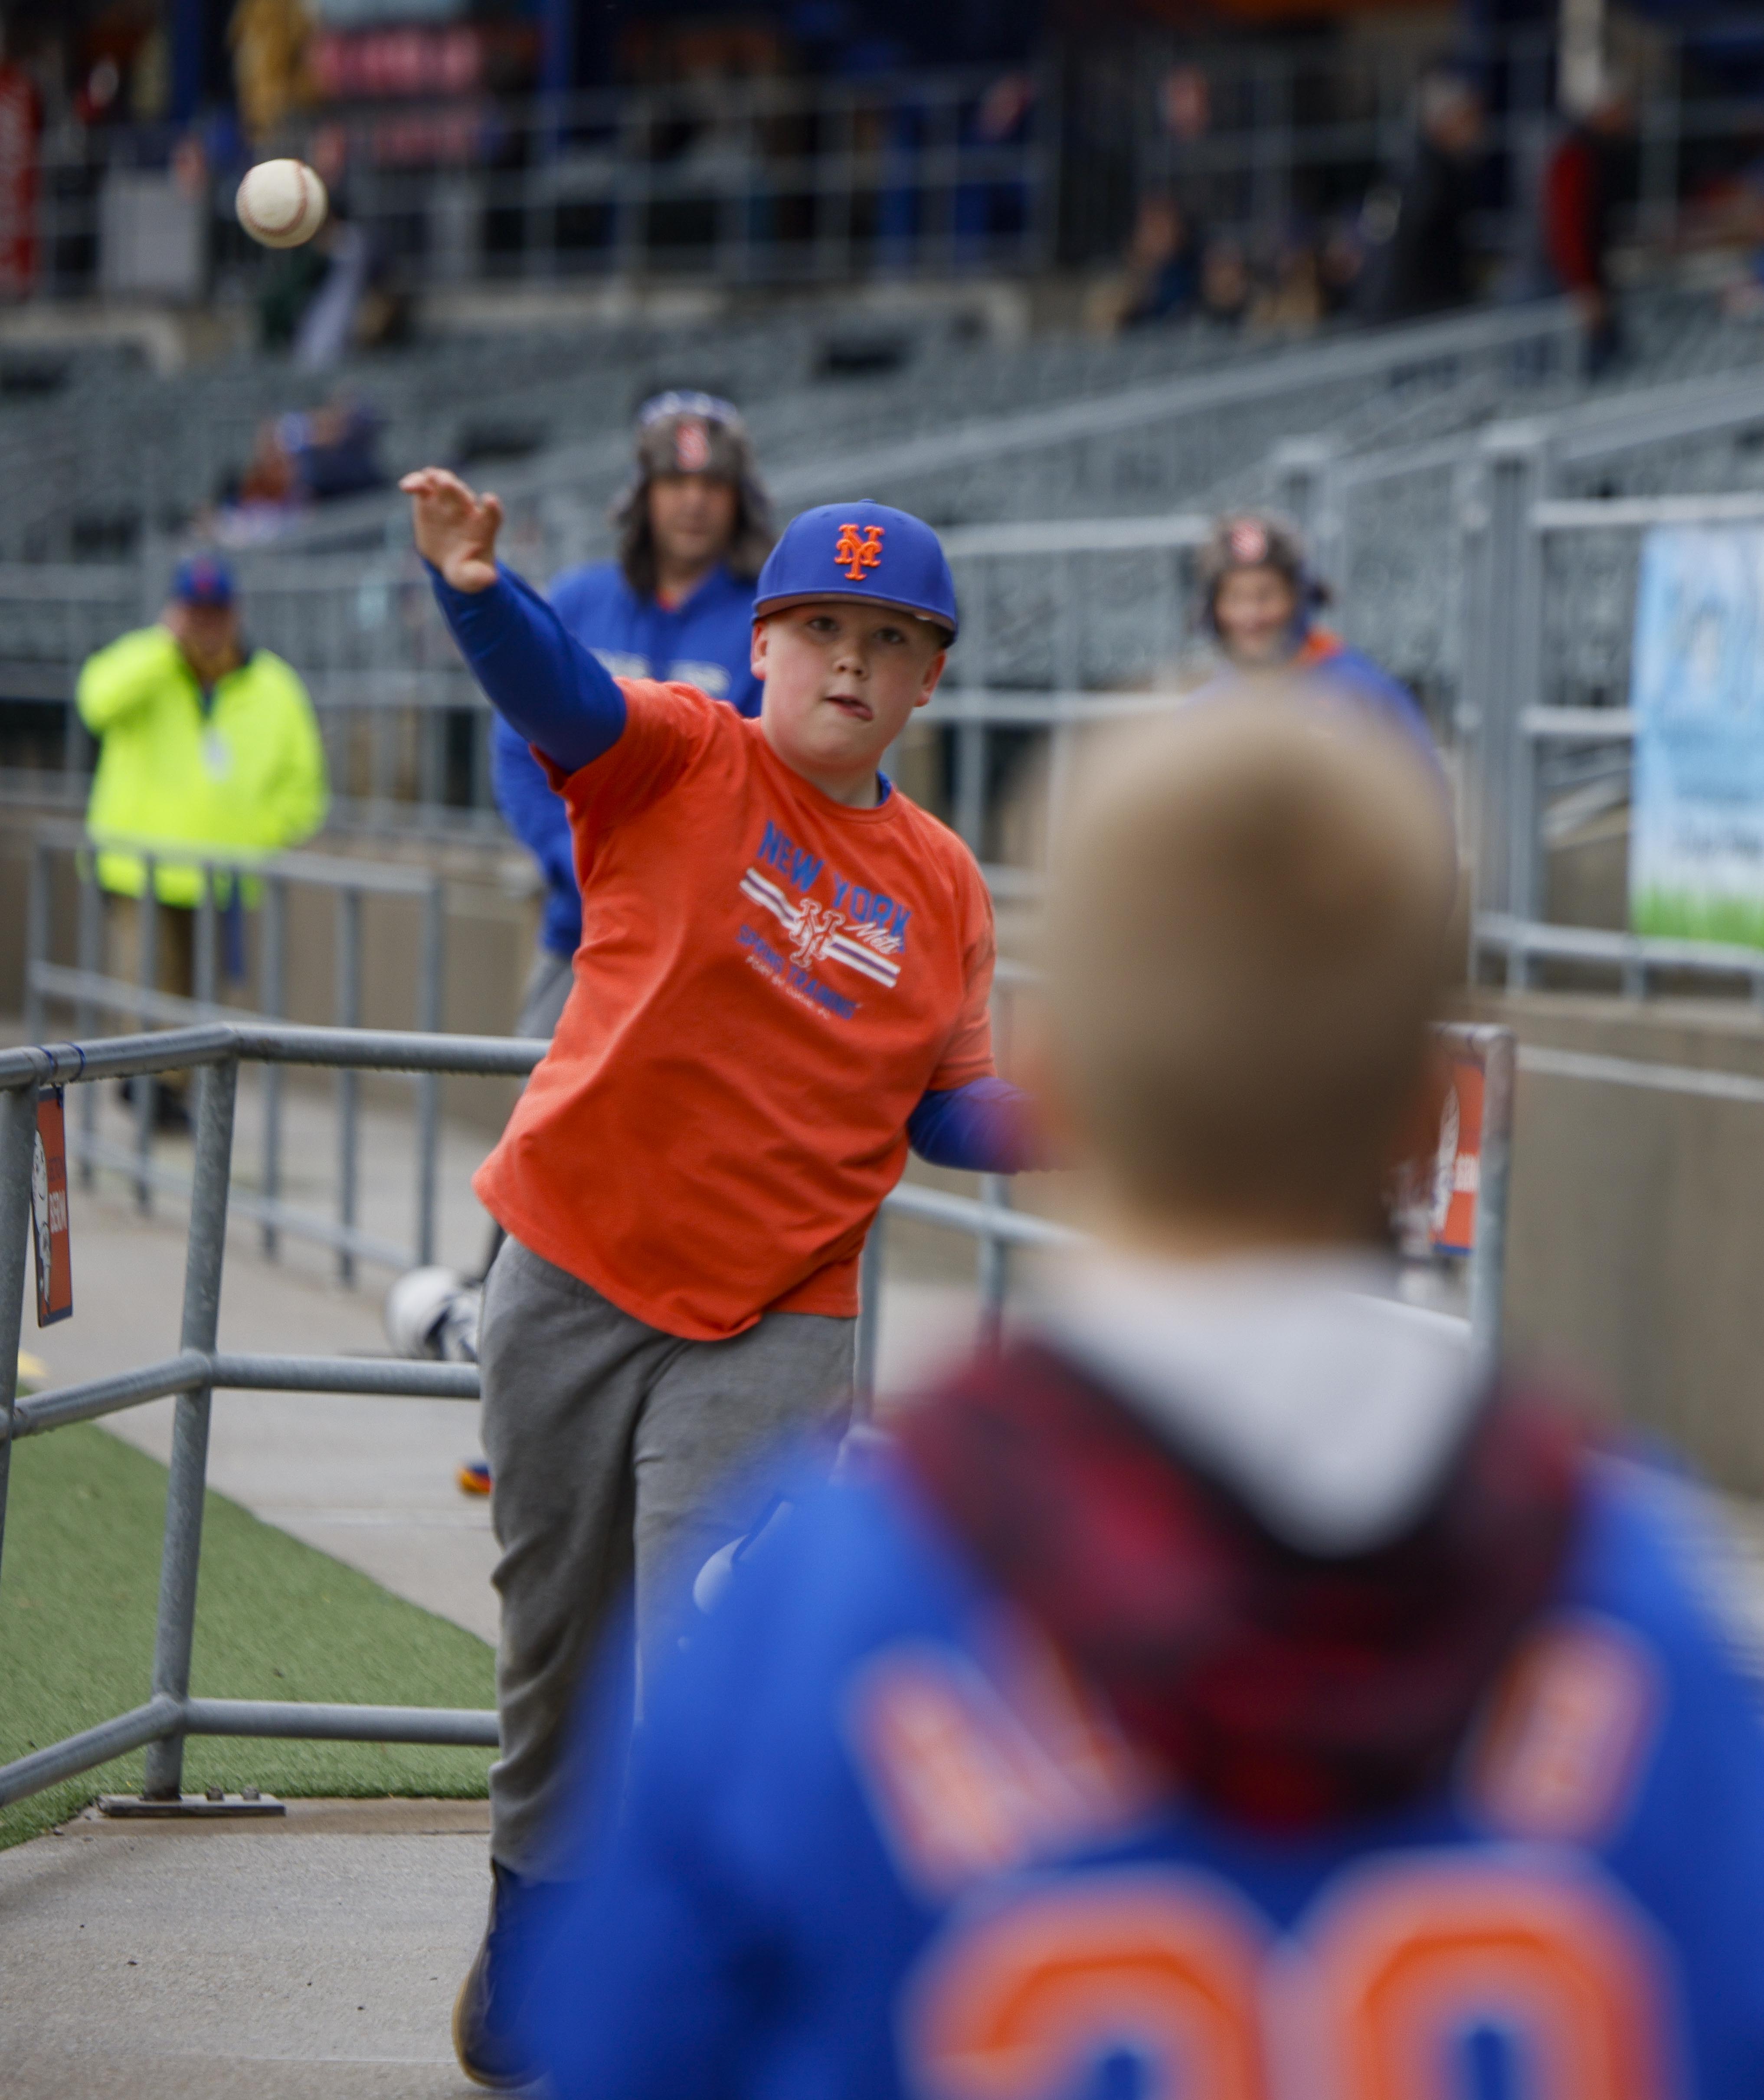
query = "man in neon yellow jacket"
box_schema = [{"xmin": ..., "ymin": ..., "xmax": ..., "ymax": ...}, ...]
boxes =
[{"xmin": 78, "ymin": 554, "xmax": 328, "ymax": 1120}]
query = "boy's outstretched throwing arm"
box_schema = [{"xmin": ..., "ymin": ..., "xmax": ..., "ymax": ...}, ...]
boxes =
[
  {"xmin": 404, "ymin": 467, "xmax": 625, "ymax": 774},
  {"xmin": 405, "ymin": 467, "xmax": 1042, "ymax": 1178}
]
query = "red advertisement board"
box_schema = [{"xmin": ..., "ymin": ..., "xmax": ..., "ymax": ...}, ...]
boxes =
[
  {"xmin": 0, "ymin": 65, "xmax": 40, "ymax": 298},
  {"xmin": 32, "ymin": 1088, "xmax": 72, "ymax": 1326},
  {"xmin": 1430, "ymin": 1057, "xmax": 1484, "ymax": 1258}
]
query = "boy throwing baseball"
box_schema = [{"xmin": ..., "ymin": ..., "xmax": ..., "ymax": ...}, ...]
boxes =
[{"xmin": 403, "ymin": 468, "xmax": 1035, "ymax": 2088}]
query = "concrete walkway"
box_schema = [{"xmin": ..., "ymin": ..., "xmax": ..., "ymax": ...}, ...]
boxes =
[
  {"xmin": 0, "ymin": 1800, "xmax": 491, "ymax": 2098},
  {"xmin": 3, "ymin": 1081, "xmax": 989, "ymax": 2094}
]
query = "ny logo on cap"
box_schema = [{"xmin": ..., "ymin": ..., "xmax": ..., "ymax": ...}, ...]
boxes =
[{"xmin": 835, "ymin": 523, "xmax": 884, "ymax": 581}]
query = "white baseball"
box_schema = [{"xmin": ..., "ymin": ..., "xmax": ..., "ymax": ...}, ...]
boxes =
[{"xmin": 235, "ymin": 159, "xmax": 329, "ymax": 249}]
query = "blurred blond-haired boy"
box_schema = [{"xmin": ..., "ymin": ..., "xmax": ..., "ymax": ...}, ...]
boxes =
[{"xmin": 519, "ymin": 692, "xmax": 1764, "ymax": 2100}]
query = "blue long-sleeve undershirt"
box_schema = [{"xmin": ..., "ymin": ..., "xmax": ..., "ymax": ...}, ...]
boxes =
[
  {"xmin": 427, "ymin": 560, "xmax": 1037, "ymax": 1175},
  {"xmin": 907, "ymin": 1076, "xmax": 1039, "ymax": 1173},
  {"xmin": 429, "ymin": 560, "xmax": 625, "ymax": 774}
]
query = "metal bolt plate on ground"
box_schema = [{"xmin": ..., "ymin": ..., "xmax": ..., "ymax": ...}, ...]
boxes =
[{"xmin": 96, "ymin": 1791, "xmax": 285, "ymax": 1818}]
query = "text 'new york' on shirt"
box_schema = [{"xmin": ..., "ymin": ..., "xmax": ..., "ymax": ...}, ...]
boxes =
[{"xmin": 472, "ymin": 679, "xmax": 998, "ymax": 1341}]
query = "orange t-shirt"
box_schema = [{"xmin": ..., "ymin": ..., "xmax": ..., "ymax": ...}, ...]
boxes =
[{"xmin": 474, "ymin": 680, "xmax": 998, "ymax": 1341}]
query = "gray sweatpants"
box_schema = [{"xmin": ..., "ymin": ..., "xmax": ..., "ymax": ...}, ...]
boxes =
[{"xmin": 478, "ymin": 1235, "xmax": 854, "ymax": 1876}]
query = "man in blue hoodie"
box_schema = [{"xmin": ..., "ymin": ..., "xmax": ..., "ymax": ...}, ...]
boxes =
[{"xmin": 494, "ymin": 390, "xmax": 776, "ymax": 1042}]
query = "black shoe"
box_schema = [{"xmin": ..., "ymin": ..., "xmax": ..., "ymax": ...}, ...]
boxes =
[{"xmin": 453, "ymin": 1860, "xmax": 549, "ymax": 2090}]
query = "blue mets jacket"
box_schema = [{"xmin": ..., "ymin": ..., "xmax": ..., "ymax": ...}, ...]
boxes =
[
  {"xmin": 492, "ymin": 560, "xmax": 762, "ymax": 959},
  {"xmin": 524, "ymin": 1448, "xmax": 1764, "ymax": 2100}
]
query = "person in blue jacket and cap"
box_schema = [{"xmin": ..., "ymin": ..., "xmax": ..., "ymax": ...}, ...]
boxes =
[
  {"xmin": 1199, "ymin": 509, "xmax": 1433, "ymax": 746},
  {"xmin": 494, "ymin": 390, "xmax": 776, "ymax": 1042}
]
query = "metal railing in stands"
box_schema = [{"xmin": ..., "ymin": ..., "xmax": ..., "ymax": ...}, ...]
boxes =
[
  {"xmin": 23, "ymin": 826, "xmax": 446, "ymax": 1280},
  {"xmin": 23, "ymin": 15, "xmax": 1764, "ymax": 304},
  {"xmin": 0, "ymin": 297, "xmax": 1587, "ymax": 747},
  {"xmin": 29, "ymin": 64, "xmax": 1058, "ymax": 301},
  {"xmin": 0, "ymin": 1013, "xmax": 1512, "ymax": 1811},
  {"xmin": 1461, "ymin": 480, "xmax": 1764, "ymax": 999},
  {"xmin": 213, "ymin": 295, "xmax": 1587, "ymax": 567},
  {"xmin": 1298, "ymin": 360, "xmax": 1764, "ymax": 715}
]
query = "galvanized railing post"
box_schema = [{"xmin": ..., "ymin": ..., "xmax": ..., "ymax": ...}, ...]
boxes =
[
  {"xmin": 1453, "ymin": 451, "xmax": 1492, "ymax": 974},
  {"xmin": 1053, "ymin": 552, "xmax": 1081, "ymax": 702},
  {"xmin": 1506, "ymin": 467, "xmax": 1550, "ymax": 938},
  {"xmin": 1474, "ymin": 427, "xmax": 1550, "ymax": 963},
  {"xmin": 62, "ymin": 676, "xmax": 87, "ymax": 789},
  {"xmin": 335, "ymin": 887, "xmax": 362, "ymax": 1286},
  {"xmin": 1466, "ymin": 1029, "xmax": 1514, "ymax": 1363},
  {"xmin": 955, "ymin": 578, "xmax": 992, "ymax": 851},
  {"xmin": 954, "ymin": 694, "xmax": 987, "ymax": 855},
  {"xmin": 415, "ymin": 875, "xmax": 444, "ymax": 1267},
  {"xmin": 193, "ymin": 864, "xmax": 218, "ymax": 1010},
  {"xmin": 977, "ymin": 1173, "xmax": 1011, "ymax": 1344},
  {"xmin": 134, "ymin": 859, "xmax": 159, "ymax": 1212},
  {"xmin": 23, "ymin": 839, "xmax": 50, "ymax": 1043},
  {"xmin": 75, "ymin": 859, "xmax": 100, "ymax": 1189},
  {"xmin": 188, "ymin": 865, "xmax": 219, "ymax": 1149},
  {"xmin": 854, "ymin": 1217, "xmax": 885, "ymax": 1419},
  {"xmin": 0, "ymin": 1077, "xmax": 42, "ymax": 1594},
  {"xmin": 141, "ymin": 1052, "xmax": 238, "ymax": 1800},
  {"xmin": 260, "ymin": 876, "xmax": 286, "ymax": 1260},
  {"xmin": 1271, "ymin": 434, "xmax": 1333, "ymax": 547}
]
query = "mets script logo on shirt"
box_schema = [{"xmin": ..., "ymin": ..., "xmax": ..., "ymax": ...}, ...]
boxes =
[
  {"xmin": 835, "ymin": 523, "xmax": 884, "ymax": 582},
  {"xmin": 740, "ymin": 866, "xmax": 903, "ymax": 988}
]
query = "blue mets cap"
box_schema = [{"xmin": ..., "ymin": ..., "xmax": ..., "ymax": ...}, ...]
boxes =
[
  {"xmin": 171, "ymin": 555, "xmax": 234, "ymax": 610},
  {"xmin": 753, "ymin": 500, "xmax": 959, "ymax": 641}
]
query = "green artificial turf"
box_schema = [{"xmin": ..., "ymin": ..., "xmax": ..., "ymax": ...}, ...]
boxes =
[{"xmin": 0, "ymin": 1422, "xmax": 495, "ymax": 1852}]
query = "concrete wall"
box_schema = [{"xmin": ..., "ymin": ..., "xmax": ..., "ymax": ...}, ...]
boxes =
[{"xmin": 1468, "ymin": 989, "xmax": 1764, "ymax": 1494}]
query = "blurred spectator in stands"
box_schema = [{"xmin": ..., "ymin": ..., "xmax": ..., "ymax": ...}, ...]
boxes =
[
  {"xmin": 229, "ymin": 0, "xmax": 317, "ymax": 143},
  {"xmin": 257, "ymin": 129, "xmax": 408, "ymax": 366},
  {"xmin": 1112, "ymin": 191, "xmax": 1204, "ymax": 330},
  {"xmin": 1543, "ymin": 75, "xmax": 1637, "ymax": 377},
  {"xmin": 211, "ymin": 394, "xmax": 387, "ymax": 545},
  {"xmin": 956, "ymin": 71, "xmax": 1037, "ymax": 258},
  {"xmin": 1318, "ymin": 217, "xmax": 1367, "ymax": 318},
  {"xmin": 259, "ymin": 210, "xmax": 408, "ymax": 368},
  {"xmin": 1369, "ymin": 67, "xmax": 1487, "ymax": 321},
  {"xmin": 285, "ymin": 395, "xmax": 386, "ymax": 497},
  {"xmin": 1250, "ymin": 229, "xmax": 1325, "ymax": 334},
  {"xmin": 1199, "ymin": 235, "xmax": 1252, "ymax": 328},
  {"xmin": 1196, "ymin": 511, "xmax": 1430, "ymax": 743},
  {"xmin": 76, "ymin": 556, "xmax": 328, "ymax": 1128}
]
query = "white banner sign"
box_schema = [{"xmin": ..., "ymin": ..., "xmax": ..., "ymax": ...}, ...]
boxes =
[{"xmin": 1630, "ymin": 524, "xmax": 1764, "ymax": 949}]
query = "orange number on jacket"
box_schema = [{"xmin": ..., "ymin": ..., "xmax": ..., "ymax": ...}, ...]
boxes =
[
  {"xmin": 907, "ymin": 1872, "xmax": 1268, "ymax": 2100},
  {"xmin": 904, "ymin": 1856, "xmax": 1676, "ymax": 2100}
]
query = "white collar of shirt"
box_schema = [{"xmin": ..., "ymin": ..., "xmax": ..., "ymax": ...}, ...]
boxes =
[{"xmin": 1039, "ymin": 1248, "xmax": 1490, "ymax": 1558}]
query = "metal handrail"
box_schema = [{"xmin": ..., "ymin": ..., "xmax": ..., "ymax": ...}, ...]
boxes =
[
  {"xmin": 0, "ymin": 1015, "xmax": 1514, "ymax": 1812},
  {"xmin": 1471, "ymin": 486, "xmax": 1764, "ymax": 996},
  {"xmin": 25, "ymin": 829, "xmax": 448, "ymax": 1280},
  {"xmin": 702, "ymin": 302, "xmax": 1583, "ymax": 514}
]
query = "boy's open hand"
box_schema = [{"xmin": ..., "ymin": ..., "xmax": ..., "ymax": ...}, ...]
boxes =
[{"xmin": 400, "ymin": 467, "xmax": 504, "ymax": 594}]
